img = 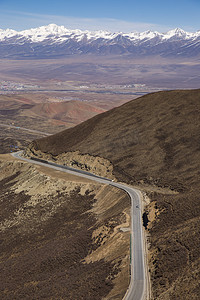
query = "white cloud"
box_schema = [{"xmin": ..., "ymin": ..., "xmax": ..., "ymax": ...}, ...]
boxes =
[{"xmin": 0, "ymin": 10, "xmax": 197, "ymax": 33}]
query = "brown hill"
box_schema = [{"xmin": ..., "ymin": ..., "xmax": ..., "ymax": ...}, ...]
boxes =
[
  {"xmin": 30, "ymin": 89, "xmax": 200, "ymax": 299},
  {"xmin": 0, "ymin": 94, "xmax": 106, "ymax": 153},
  {"xmin": 31, "ymin": 89, "xmax": 200, "ymax": 190},
  {"xmin": 0, "ymin": 95, "xmax": 105, "ymax": 128},
  {"xmin": 31, "ymin": 100, "xmax": 105, "ymax": 125}
]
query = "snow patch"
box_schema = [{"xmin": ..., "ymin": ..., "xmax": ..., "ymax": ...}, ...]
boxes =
[{"xmin": 0, "ymin": 24, "xmax": 200, "ymax": 45}]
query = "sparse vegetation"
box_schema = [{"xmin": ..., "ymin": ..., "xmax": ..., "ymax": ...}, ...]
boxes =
[
  {"xmin": 31, "ymin": 89, "xmax": 200, "ymax": 299},
  {"xmin": 0, "ymin": 158, "xmax": 130, "ymax": 299}
]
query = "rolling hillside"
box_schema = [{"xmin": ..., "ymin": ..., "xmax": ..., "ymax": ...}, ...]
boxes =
[
  {"xmin": 0, "ymin": 94, "xmax": 105, "ymax": 129},
  {"xmin": 0, "ymin": 94, "xmax": 106, "ymax": 154},
  {"xmin": 29, "ymin": 89, "xmax": 200, "ymax": 299},
  {"xmin": 31, "ymin": 100, "xmax": 105, "ymax": 125}
]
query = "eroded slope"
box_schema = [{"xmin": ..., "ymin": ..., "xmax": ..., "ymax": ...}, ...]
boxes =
[
  {"xmin": 0, "ymin": 155, "xmax": 130, "ymax": 300},
  {"xmin": 29, "ymin": 89, "xmax": 200, "ymax": 299}
]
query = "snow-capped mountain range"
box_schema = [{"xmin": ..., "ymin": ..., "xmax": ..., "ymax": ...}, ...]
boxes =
[{"xmin": 0, "ymin": 24, "xmax": 200, "ymax": 58}]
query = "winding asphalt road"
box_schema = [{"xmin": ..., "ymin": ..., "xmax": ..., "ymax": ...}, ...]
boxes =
[{"xmin": 12, "ymin": 151, "xmax": 146, "ymax": 300}]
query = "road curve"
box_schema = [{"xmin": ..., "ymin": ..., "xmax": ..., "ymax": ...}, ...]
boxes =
[{"xmin": 11, "ymin": 151, "xmax": 146, "ymax": 300}]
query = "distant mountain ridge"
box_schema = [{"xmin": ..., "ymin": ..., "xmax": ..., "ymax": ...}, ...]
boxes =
[{"xmin": 0, "ymin": 24, "xmax": 200, "ymax": 58}]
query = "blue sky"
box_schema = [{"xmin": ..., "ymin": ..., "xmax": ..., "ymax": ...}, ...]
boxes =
[{"xmin": 0, "ymin": 0, "xmax": 200, "ymax": 32}]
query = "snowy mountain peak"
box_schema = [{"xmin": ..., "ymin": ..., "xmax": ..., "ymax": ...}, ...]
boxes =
[
  {"xmin": 172, "ymin": 28, "xmax": 185, "ymax": 34},
  {"xmin": 0, "ymin": 24, "xmax": 199, "ymax": 58},
  {"xmin": 0, "ymin": 24, "xmax": 199, "ymax": 42},
  {"xmin": 165, "ymin": 27, "xmax": 193, "ymax": 39},
  {"xmin": 0, "ymin": 28, "xmax": 18, "ymax": 40}
]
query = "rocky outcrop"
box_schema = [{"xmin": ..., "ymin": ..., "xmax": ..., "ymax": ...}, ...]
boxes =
[
  {"xmin": 25, "ymin": 145, "xmax": 115, "ymax": 180},
  {"xmin": 0, "ymin": 154, "xmax": 130, "ymax": 300}
]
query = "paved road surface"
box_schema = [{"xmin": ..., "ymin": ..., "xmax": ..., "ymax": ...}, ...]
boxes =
[
  {"xmin": 0, "ymin": 122, "xmax": 51, "ymax": 136},
  {"xmin": 12, "ymin": 151, "xmax": 146, "ymax": 300}
]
